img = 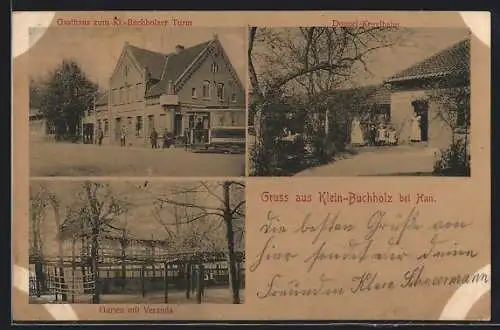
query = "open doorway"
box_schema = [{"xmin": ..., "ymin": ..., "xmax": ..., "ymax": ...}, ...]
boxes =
[{"xmin": 412, "ymin": 100, "xmax": 429, "ymax": 142}]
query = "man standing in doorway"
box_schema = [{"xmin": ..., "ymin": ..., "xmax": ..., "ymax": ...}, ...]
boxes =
[{"xmin": 150, "ymin": 128, "xmax": 158, "ymax": 149}]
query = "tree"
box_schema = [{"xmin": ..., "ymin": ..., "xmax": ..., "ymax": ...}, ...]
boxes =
[
  {"xmin": 29, "ymin": 185, "xmax": 49, "ymax": 296},
  {"xmin": 59, "ymin": 181, "xmax": 129, "ymax": 303},
  {"xmin": 29, "ymin": 77, "xmax": 44, "ymax": 110},
  {"xmin": 33, "ymin": 185, "xmax": 68, "ymax": 301},
  {"xmin": 426, "ymin": 85, "xmax": 471, "ymax": 176},
  {"xmin": 425, "ymin": 85, "xmax": 470, "ymax": 144},
  {"xmin": 37, "ymin": 60, "xmax": 98, "ymax": 140},
  {"xmin": 248, "ymin": 27, "xmax": 403, "ymax": 174},
  {"xmin": 154, "ymin": 181, "xmax": 245, "ymax": 304}
]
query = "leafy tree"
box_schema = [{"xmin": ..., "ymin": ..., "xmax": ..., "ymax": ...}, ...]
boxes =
[
  {"xmin": 426, "ymin": 85, "xmax": 471, "ymax": 176},
  {"xmin": 37, "ymin": 60, "xmax": 98, "ymax": 140}
]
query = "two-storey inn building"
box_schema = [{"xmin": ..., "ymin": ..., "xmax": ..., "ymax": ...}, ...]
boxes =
[{"xmin": 82, "ymin": 34, "xmax": 246, "ymax": 147}]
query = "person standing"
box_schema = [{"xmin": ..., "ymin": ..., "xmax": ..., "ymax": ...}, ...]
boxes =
[
  {"xmin": 98, "ymin": 128, "xmax": 104, "ymax": 146},
  {"xmin": 195, "ymin": 118, "xmax": 204, "ymax": 143},
  {"xmin": 184, "ymin": 128, "xmax": 190, "ymax": 151},
  {"xmin": 150, "ymin": 128, "xmax": 158, "ymax": 149},
  {"xmin": 350, "ymin": 116, "xmax": 365, "ymax": 147},
  {"xmin": 410, "ymin": 112, "xmax": 422, "ymax": 143},
  {"xmin": 163, "ymin": 128, "xmax": 172, "ymax": 148},
  {"xmin": 376, "ymin": 122, "xmax": 387, "ymax": 146},
  {"xmin": 120, "ymin": 127, "xmax": 126, "ymax": 147}
]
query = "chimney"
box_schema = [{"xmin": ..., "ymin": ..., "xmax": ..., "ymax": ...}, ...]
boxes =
[{"xmin": 175, "ymin": 45, "xmax": 185, "ymax": 54}]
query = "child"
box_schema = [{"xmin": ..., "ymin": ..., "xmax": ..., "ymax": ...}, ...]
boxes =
[
  {"xmin": 376, "ymin": 122, "xmax": 387, "ymax": 146},
  {"xmin": 387, "ymin": 125, "xmax": 397, "ymax": 146}
]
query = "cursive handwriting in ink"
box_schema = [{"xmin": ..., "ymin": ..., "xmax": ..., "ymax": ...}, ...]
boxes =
[
  {"xmin": 249, "ymin": 235, "xmax": 298, "ymax": 272},
  {"xmin": 400, "ymin": 265, "xmax": 489, "ymax": 289},
  {"xmin": 294, "ymin": 211, "xmax": 353, "ymax": 244},
  {"xmin": 364, "ymin": 207, "xmax": 422, "ymax": 245},
  {"xmin": 256, "ymin": 273, "xmax": 344, "ymax": 299},
  {"xmin": 416, "ymin": 233, "xmax": 478, "ymax": 260},
  {"xmin": 350, "ymin": 272, "xmax": 395, "ymax": 294},
  {"xmin": 260, "ymin": 210, "xmax": 287, "ymax": 234}
]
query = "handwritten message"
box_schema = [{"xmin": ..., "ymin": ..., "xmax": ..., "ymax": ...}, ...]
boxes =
[{"xmin": 249, "ymin": 190, "xmax": 488, "ymax": 301}]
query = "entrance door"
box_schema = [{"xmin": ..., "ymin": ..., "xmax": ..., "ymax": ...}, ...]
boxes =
[
  {"xmin": 173, "ymin": 113, "xmax": 182, "ymax": 137},
  {"xmin": 417, "ymin": 102, "xmax": 429, "ymax": 142},
  {"xmin": 114, "ymin": 117, "xmax": 122, "ymax": 144}
]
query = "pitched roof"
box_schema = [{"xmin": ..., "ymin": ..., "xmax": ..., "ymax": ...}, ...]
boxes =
[
  {"xmin": 127, "ymin": 45, "xmax": 168, "ymax": 80},
  {"xmin": 386, "ymin": 38, "xmax": 470, "ymax": 83},
  {"xmin": 146, "ymin": 41, "xmax": 211, "ymax": 97},
  {"xmin": 320, "ymin": 84, "xmax": 391, "ymax": 106},
  {"xmin": 124, "ymin": 40, "xmax": 212, "ymax": 98}
]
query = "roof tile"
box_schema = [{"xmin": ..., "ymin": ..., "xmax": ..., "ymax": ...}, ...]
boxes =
[{"xmin": 386, "ymin": 38, "xmax": 470, "ymax": 83}]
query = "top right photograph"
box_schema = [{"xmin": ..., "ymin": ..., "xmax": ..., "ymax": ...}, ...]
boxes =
[{"xmin": 248, "ymin": 27, "xmax": 471, "ymax": 177}]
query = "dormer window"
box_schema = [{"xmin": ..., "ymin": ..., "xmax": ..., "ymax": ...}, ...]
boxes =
[
  {"xmin": 211, "ymin": 63, "xmax": 219, "ymax": 73},
  {"xmin": 191, "ymin": 88, "xmax": 197, "ymax": 99},
  {"xmin": 202, "ymin": 81, "xmax": 210, "ymax": 98}
]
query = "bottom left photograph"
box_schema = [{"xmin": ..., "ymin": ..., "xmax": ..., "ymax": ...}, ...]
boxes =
[{"xmin": 28, "ymin": 179, "xmax": 246, "ymax": 305}]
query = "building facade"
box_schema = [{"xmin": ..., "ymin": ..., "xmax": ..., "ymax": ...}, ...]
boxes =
[
  {"xmin": 83, "ymin": 34, "xmax": 246, "ymax": 147},
  {"xmin": 29, "ymin": 108, "xmax": 54, "ymax": 141},
  {"xmin": 385, "ymin": 37, "xmax": 470, "ymax": 149}
]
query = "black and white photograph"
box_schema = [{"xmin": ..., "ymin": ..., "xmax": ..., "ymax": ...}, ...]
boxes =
[
  {"xmin": 248, "ymin": 27, "xmax": 471, "ymax": 177},
  {"xmin": 29, "ymin": 180, "xmax": 245, "ymax": 304},
  {"xmin": 29, "ymin": 26, "xmax": 246, "ymax": 177}
]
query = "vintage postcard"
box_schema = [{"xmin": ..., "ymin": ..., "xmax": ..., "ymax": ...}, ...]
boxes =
[{"xmin": 12, "ymin": 11, "xmax": 490, "ymax": 322}]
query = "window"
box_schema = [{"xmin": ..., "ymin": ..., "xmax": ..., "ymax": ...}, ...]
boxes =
[
  {"xmin": 211, "ymin": 62, "xmax": 219, "ymax": 73},
  {"xmin": 191, "ymin": 88, "xmax": 197, "ymax": 98},
  {"xmin": 159, "ymin": 114, "xmax": 166, "ymax": 131},
  {"xmin": 136, "ymin": 83, "xmax": 142, "ymax": 101},
  {"xmin": 97, "ymin": 119, "xmax": 102, "ymax": 131},
  {"xmin": 125, "ymin": 86, "xmax": 129, "ymax": 104},
  {"xmin": 111, "ymin": 89, "xmax": 116, "ymax": 105},
  {"xmin": 216, "ymin": 83, "xmax": 224, "ymax": 101},
  {"xmin": 148, "ymin": 115, "xmax": 155, "ymax": 135},
  {"xmin": 124, "ymin": 65, "xmax": 128, "ymax": 78},
  {"xmin": 119, "ymin": 87, "xmax": 124, "ymax": 104},
  {"xmin": 202, "ymin": 81, "xmax": 210, "ymax": 98},
  {"xmin": 136, "ymin": 116, "xmax": 143, "ymax": 136},
  {"xmin": 231, "ymin": 84, "xmax": 237, "ymax": 102},
  {"xmin": 104, "ymin": 119, "xmax": 109, "ymax": 136}
]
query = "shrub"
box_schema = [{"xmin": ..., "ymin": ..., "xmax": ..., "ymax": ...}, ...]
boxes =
[{"xmin": 433, "ymin": 139, "xmax": 470, "ymax": 176}]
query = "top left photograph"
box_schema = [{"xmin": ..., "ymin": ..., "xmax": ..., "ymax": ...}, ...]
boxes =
[{"xmin": 28, "ymin": 24, "xmax": 247, "ymax": 177}]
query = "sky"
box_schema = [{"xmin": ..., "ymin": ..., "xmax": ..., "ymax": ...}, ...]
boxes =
[
  {"xmin": 28, "ymin": 26, "xmax": 246, "ymax": 89},
  {"xmin": 252, "ymin": 27, "xmax": 471, "ymax": 89}
]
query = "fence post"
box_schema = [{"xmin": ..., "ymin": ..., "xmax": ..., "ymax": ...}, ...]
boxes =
[
  {"xmin": 141, "ymin": 264, "xmax": 146, "ymax": 298},
  {"xmin": 163, "ymin": 262, "xmax": 168, "ymax": 303},
  {"xmin": 185, "ymin": 263, "xmax": 191, "ymax": 300},
  {"xmin": 71, "ymin": 238, "xmax": 76, "ymax": 303},
  {"xmin": 196, "ymin": 264, "xmax": 204, "ymax": 304}
]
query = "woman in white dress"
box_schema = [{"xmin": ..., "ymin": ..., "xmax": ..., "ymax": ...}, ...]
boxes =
[
  {"xmin": 350, "ymin": 117, "xmax": 365, "ymax": 146},
  {"xmin": 410, "ymin": 112, "xmax": 422, "ymax": 142}
]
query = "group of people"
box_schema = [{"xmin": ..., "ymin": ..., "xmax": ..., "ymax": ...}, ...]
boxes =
[
  {"xmin": 350, "ymin": 111, "xmax": 423, "ymax": 147},
  {"xmin": 350, "ymin": 117, "xmax": 398, "ymax": 147},
  {"xmin": 149, "ymin": 128, "xmax": 174, "ymax": 149}
]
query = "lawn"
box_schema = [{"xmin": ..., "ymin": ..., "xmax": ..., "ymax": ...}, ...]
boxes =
[{"xmin": 30, "ymin": 141, "xmax": 246, "ymax": 177}]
